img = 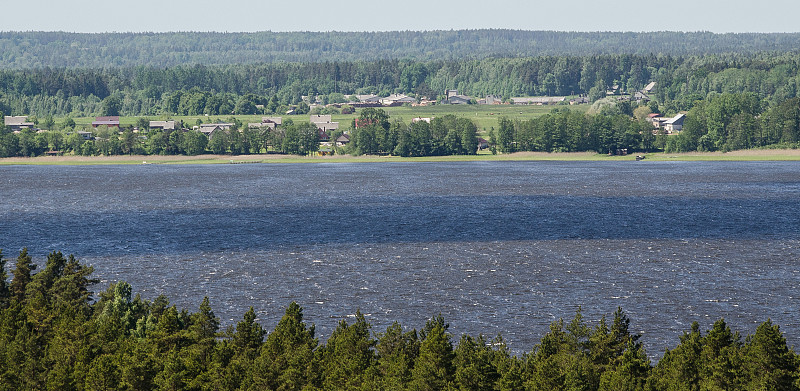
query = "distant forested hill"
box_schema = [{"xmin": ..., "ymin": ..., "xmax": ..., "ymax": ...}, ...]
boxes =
[{"xmin": 2, "ymin": 30, "xmax": 800, "ymax": 68}]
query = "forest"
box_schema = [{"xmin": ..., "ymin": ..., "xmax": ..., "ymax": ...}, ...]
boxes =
[
  {"xmin": 3, "ymin": 53, "xmax": 800, "ymax": 116},
  {"xmin": 2, "ymin": 30, "xmax": 800, "ymax": 69},
  {"xmin": 0, "ymin": 248, "xmax": 798, "ymax": 390}
]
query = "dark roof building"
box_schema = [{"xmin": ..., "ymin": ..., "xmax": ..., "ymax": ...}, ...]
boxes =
[{"xmin": 92, "ymin": 116, "xmax": 120, "ymax": 128}]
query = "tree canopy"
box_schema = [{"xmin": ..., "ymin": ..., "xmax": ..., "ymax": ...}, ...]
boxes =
[{"xmin": 1, "ymin": 248, "xmax": 799, "ymax": 390}]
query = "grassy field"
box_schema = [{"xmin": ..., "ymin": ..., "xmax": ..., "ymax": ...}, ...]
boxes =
[{"xmin": 69, "ymin": 103, "xmax": 585, "ymax": 137}]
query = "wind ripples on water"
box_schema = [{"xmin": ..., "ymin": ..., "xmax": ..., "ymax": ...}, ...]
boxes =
[{"xmin": 1, "ymin": 161, "xmax": 799, "ymax": 356}]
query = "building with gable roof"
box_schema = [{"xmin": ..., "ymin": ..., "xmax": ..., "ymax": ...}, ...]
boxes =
[{"xmin": 4, "ymin": 116, "xmax": 34, "ymax": 131}]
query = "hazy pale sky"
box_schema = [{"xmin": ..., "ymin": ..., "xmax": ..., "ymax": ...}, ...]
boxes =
[{"xmin": 3, "ymin": 0, "xmax": 798, "ymax": 33}]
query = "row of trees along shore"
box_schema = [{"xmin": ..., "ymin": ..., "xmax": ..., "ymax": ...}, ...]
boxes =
[
  {"xmin": 3, "ymin": 92, "xmax": 800, "ymax": 158},
  {"xmin": 1, "ymin": 248, "xmax": 799, "ymax": 390}
]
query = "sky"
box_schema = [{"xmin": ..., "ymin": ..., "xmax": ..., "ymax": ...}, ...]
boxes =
[{"xmin": 3, "ymin": 0, "xmax": 799, "ymax": 34}]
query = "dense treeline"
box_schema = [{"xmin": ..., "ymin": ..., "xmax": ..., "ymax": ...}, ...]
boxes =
[
  {"xmin": 345, "ymin": 109, "xmax": 479, "ymax": 157},
  {"xmin": 2, "ymin": 53, "xmax": 800, "ymax": 118},
  {"xmin": 0, "ymin": 117, "xmax": 327, "ymax": 157},
  {"xmin": 668, "ymin": 94, "xmax": 800, "ymax": 152},
  {"xmin": 0, "ymin": 249, "xmax": 798, "ymax": 390},
  {"xmin": 0, "ymin": 108, "xmax": 479, "ymax": 158},
  {"xmin": 2, "ymin": 30, "xmax": 800, "ymax": 68},
  {"xmin": 496, "ymin": 94, "xmax": 800, "ymax": 154}
]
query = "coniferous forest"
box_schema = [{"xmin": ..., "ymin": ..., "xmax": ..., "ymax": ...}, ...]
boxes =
[
  {"xmin": 0, "ymin": 249, "xmax": 798, "ymax": 390},
  {"xmin": 2, "ymin": 30, "xmax": 800, "ymax": 68}
]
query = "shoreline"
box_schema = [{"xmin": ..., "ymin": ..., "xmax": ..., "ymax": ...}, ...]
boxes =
[{"xmin": 2, "ymin": 149, "xmax": 800, "ymax": 165}]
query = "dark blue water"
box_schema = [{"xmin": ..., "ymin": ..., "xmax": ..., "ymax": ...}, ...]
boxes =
[{"xmin": 1, "ymin": 161, "xmax": 799, "ymax": 356}]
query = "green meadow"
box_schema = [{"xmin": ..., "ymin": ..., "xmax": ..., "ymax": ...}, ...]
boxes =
[{"xmin": 68, "ymin": 103, "xmax": 586, "ymax": 137}]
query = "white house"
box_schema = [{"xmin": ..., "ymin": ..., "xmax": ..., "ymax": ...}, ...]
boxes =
[{"xmin": 664, "ymin": 113, "xmax": 686, "ymax": 133}]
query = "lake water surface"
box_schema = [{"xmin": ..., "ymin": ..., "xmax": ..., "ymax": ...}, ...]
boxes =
[{"xmin": 1, "ymin": 161, "xmax": 799, "ymax": 356}]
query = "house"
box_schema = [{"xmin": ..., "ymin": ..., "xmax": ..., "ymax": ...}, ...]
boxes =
[
  {"xmin": 350, "ymin": 94, "xmax": 383, "ymax": 107},
  {"xmin": 335, "ymin": 133, "xmax": 351, "ymax": 146},
  {"xmin": 444, "ymin": 89, "xmax": 472, "ymax": 104},
  {"xmin": 149, "ymin": 120, "xmax": 176, "ymax": 131},
  {"xmin": 477, "ymin": 137, "xmax": 489, "ymax": 150},
  {"xmin": 569, "ymin": 96, "xmax": 589, "ymax": 105},
  {"xmin": 197, "ymin": 123, "xmax": 234, "ymax": 139},
  {"xmin": 197, "ymin": 125, "xmax": 224, "ymax": 139},
  {"xmin": 643, "ymin": 81, "xmax": 657, "ymax": 94},
  {"xmin": 262, "ymin": 117, "xmax": 282, "ymax": 127},
  {"xmin": 310, "ymin": 115, "xmax": 332, "ymax": 123},
  {"xmin": 311, "ymin": 115, "xmax": 339, "ymax": 138},
  {"xmin": 380, "ymin": 94, "xmax": 415, "ymax": 106},
  {"xmin": 77, "ymin": 131, "xmax": 94, "ymax": 140},
  {"xmin": 446, "ymin": 95, "xmax": 472, "ymax": 104},
  {"xmin": 511, "ymin": 96, "xmax": 566, "ymax": 105},
  {"xmin": 481, "ymin": 95, "xmax": 502, "ymax": 105},
  {"xmin": 92, "ymin": 116, "xmax": 120, "ymax": 128},
  {"xmin": 664, "ymin": 113, "xmax": 686, "ymax": 133},
  {"xmin": 315, "ymin": 122, "xmax": 339, "ymax": 132},
  {"xmin": 647, "ymin": 113, "xmax": 666, "ymax": 129},
  {"xmin": 249, "ymin": 117, "xmax": 282, "ymax": 130},
  {"xmin": 355, "ymin": 94, "xmax": 380, "ymax": 103},
  {"xmin": 411, "ymin": 117, "xmax": 432, "ymax": 123},
  {"xmin": 4, "ymin": 116, "xmax": 34, "ymax": 131},
  {"xmin": 318, "ymin": 129, "xmax": 330, "ymax": 142},
  {"xmin": 197, "ymin": 123, "xmax": 234, "ymax": 131},
  {"xmin": 633, "ymin": 91, "xmax": 651, "ymax": 103}
]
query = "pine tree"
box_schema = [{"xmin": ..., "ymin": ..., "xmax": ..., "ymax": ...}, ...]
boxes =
[
  {"xmin": 742, "ymin": 319, "xmax": 799, "ymax": 390},
  {"xmin": 251, "ymin": 302, "xmax": 319, "ymax": 390},
  {"xmin": 597, "ymin": 340, "xmax": 650, "ymax": 391},
  {"xmin": 700, "ymin": 318, "xmax": 743, "ymax": 391},
  {"xmin": 372, "ymin": 321, "xmax": 419, "ymax": 389},
  {"xmin": 453, "ymin": 334, "xmax": 499, "ymax": 391},
  {"xmin": 648, "ymin": 322, "xmax": 703, "ymax": 391},
  {"xmin": 410, "ymin": 315, "xmax": 454, "ymax": 391},
  {"xmin": 321, "ymin": 311, "xmax": 375, "ymax": 390},
  {"xmin": 9, "ymin": 248, "xmax": 36, "ymax": 304}
]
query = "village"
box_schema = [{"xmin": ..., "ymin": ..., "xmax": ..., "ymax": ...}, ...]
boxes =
[{"xmin": 3, "ymin": 82, "xmax": 686, "ymax": 156}]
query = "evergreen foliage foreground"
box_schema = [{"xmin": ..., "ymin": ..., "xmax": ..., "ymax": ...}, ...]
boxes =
[{"xmin": 0, "ymin": 249, "xmax": 798, "ymax": 390}]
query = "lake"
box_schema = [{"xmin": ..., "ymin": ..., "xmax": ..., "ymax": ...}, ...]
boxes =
[{"xmin": 1, "ymin": 161, "xmax": 799, "ymax": 356}]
